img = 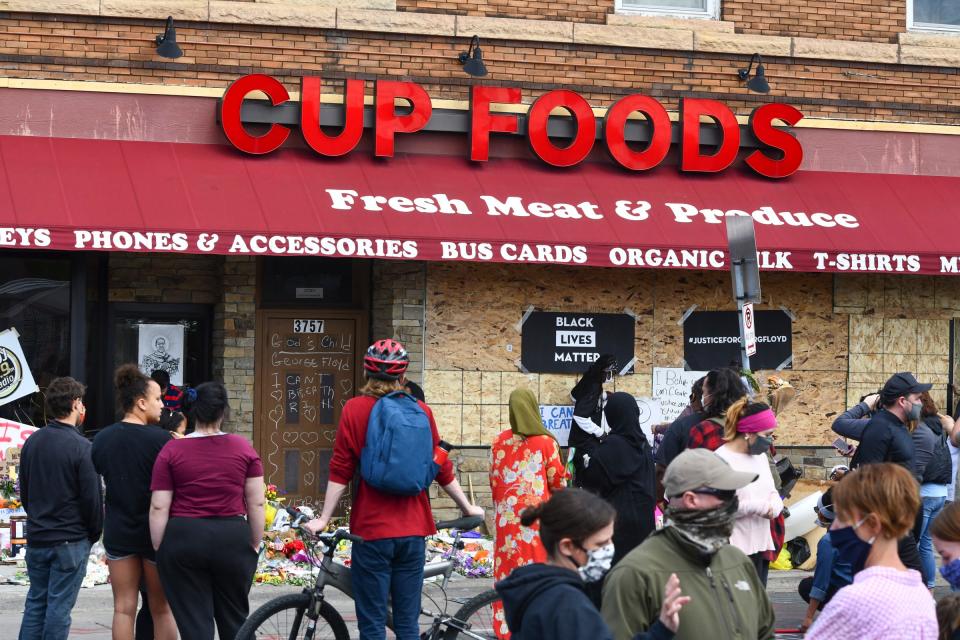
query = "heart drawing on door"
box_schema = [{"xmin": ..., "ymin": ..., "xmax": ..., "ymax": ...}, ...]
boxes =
[
  {"xmin": 301, "ymin": 432, "xmax": 319, "ymax": 446},
  {"xmin": 302, "ymin": 451, "xmax": 316, "ymax": 467},
  {"xmin": 268, "ymin": 405, "xmax": 284, "ymax": 427},
  {"xmin": 282, "ymin": 432, "xmax": 298, "ymax": 444}
]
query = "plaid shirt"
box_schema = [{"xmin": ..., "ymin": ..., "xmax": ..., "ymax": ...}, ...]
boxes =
[
  {"xmin": 687, "ymin": 419, "xmax": 786, "ymax": 561},
  {"xmin": 686, "ymin": 419, "xmax": 725, "ymax": 452}
]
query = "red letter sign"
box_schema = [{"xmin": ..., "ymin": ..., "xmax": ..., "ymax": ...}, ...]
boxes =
[
  {"xmin": 680, "ymin": 98, "xmax": 740, "ymax": 173},
  {"xmin": 604, "ymin": 95, "xmax": 671, "ymax": 171},
  {"xmin": 220, "ymin": 74, "xmax": 290, "ymax": 155},
  {"xmin": 746, "ymin": 103, "xmax": 804, "ymax": 178},
  {"xmin": 470, "ymin": 86, "xmax": 521, "ymax": 162},
  {"xmin": 374, "ymin": 80, "xmax": 432, "ymax": 157},
  {"xmin": 527, "ymin": 90, "xmax": 596, "ymax": 168},
  {"xmin": 301, "ymin": 77, "xmax": 365, "ymax": 157}
]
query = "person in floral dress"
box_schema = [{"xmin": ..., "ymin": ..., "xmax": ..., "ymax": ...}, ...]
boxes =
[{"xmin": 490, "ymin": 388, "xmax": 567, "ymax": 639}]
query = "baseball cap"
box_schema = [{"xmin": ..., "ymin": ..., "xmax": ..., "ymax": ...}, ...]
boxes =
[
  {"xmin": 881, "ymin": 372, "xmax": 932, "ymax": 401},
  {"xmin": 663, "ymin": 449, "xmax": 758, "ymax": 498}
]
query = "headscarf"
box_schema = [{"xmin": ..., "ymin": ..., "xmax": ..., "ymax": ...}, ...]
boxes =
[
  {"xmin": 604, "ymin": 392, "xmax": 648, "ymax": 451},
  {"xmin": 508, "ymin": 388, "xmax": 555, "ymax": 440}
]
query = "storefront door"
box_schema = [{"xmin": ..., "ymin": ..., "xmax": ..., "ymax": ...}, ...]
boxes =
[{"xmin": 255, "ymin": 311, "xmax": 365, "ymax": 511}]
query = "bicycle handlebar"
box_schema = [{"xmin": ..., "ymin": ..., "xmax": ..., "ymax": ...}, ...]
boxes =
[
  {"xmin": 436, "ymin": 515, "xmax": 483, "ymax": 532},
  {"xmin": 283, "ymin": 506, "xmax": 365, "ymax": 546}
]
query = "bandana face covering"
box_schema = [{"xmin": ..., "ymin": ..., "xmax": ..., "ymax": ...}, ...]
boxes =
[{"xmin": 666, "ymin": 497, "xmax": 739, "ymax": 556}]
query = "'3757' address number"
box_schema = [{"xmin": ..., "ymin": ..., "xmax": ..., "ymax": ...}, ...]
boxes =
[{"xmin": 293, "ymin": 319, "xmax": 325, "ymax": 334}]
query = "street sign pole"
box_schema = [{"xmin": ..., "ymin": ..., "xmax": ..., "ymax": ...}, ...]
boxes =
[
  {"xmin": 731, "ymin": 263, "xmax": 751, "ymax": 371},
  {"xmin": 725, "ymin": 216, "xmax": 762, "ymax": 372}
]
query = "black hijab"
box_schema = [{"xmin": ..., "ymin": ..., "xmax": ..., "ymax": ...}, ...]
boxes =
[
  {"xmin": 604, "ymin": 392, "xmax": 647, "ymax": 450},
  {"xmin": 590, "ymin": 392, "xmax": 650, "ymax": 483}
]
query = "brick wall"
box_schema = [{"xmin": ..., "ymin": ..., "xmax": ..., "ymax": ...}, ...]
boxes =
[
  {"xmin": 723, "ymin": 1, "xmax": 906, "ymax": 43},
  {"xmin": 108, "ymin": 253, "xmax": 220, "ymax": 304},
  {"xmin": 213, "ymin": 256, "xmax": 257, "ymax": 439},
  {"xmin": 399, "ymin": 0, "xmax": 611, "ymax": 24},
  {"xmin": 371, "ymin": 261, "xmax": 427, "ymax": 383},
  {"xmin": 0, "ymin": 14, "xmax": 959, "ymax": 124}
]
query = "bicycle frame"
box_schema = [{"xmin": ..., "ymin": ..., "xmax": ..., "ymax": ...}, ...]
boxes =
[{"xmin": 307, "ymin": 541, "xmax": 458, "ymax": 630}]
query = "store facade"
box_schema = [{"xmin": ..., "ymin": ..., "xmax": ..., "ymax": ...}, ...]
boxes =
[{"xmin": 1, "ymin": 1, "xmax": 960, "ymax": 513}]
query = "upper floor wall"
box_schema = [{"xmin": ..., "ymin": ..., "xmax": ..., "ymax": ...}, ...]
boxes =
[{"xmin": 396, "ymin": 0, "xmax": 957, "ymax": 44}]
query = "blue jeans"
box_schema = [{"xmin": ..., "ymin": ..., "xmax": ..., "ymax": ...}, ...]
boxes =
[
  {"xmin": 19, "ymin": 540, "xmax": 91, "ymax": 640},
  {"xmin": 351, "ymin": 536, "xmax": 425, "ymax": 640},
  {"xmin": 918, "ymin": 495, "xmax": 946, "ymax": 589}
]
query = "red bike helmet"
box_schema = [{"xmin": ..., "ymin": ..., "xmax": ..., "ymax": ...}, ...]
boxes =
[{"xmin": 363, "ymin": 339, "xmax": 409, "ymax": 380}]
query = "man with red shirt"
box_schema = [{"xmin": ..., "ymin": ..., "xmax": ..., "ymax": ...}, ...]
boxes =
[{"xmin": 305, "ymin": 339, "xmax": 483, "ymax": 640}]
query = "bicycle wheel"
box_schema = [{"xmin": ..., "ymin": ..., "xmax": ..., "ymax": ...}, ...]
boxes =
[
  {"xmin": 443, "ymin": 588, "xmax": 501, "ymax": 640},
  {"xmin": 235, "ymin": 592, "xmax": 350, "ymax": 640}
]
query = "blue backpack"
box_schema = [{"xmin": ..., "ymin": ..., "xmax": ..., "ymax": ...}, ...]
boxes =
[{"xmin": 360, "ymin": 391, "xmax": 440, "ymax": 496}]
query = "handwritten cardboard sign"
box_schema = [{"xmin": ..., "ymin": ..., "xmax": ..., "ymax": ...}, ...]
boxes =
[
  {"xmin": 652, "ymin": 367, "xmax": 707, "ymax": 424},
  {"xmin": 0, "ymin": 419, "xmax": 37, "ymax": 459},
  {"xmin": 540, "ymin": 396, "xmax": 663, "ymax": 447}
]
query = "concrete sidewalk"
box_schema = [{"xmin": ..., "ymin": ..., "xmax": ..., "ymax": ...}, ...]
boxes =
[{"xmin": 0, "ymin": 565, "xmax": 947, "ymax": 638}]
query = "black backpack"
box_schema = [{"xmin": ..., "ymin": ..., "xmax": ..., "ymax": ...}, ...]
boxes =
[{"xmin": 921, "ymin": 417, "xmax": 953, "ymax": 486}]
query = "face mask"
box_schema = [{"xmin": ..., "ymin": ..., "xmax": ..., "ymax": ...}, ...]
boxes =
[
  {"xmin": 747, "ymin": 435, "xmax": 773, "ymax": 456},
  {"xmin": 907, "ymin": 401, "xmax": 922, "ymax": 422},
  {"xmin": 666, "ymin": 496, "xmax": 739, "ymax": 556},
  {"xmin": 831, "ymin": 516, "xmax": 875, "ymax": 574},
  {"xmin": 572, "ymin": 542, "xmax": 615, "ymax": 583},
  {"xmin": 941, "ymin": 559, "xmax": 960, "ymax": 590}
]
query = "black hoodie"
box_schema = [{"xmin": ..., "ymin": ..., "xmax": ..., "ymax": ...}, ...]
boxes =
[{"xmin": 496, "ymin": 563, "xmax": 673, "ymax": 640}]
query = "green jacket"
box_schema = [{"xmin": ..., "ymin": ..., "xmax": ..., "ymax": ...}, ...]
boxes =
[{"xmin": 601, "ymin": 527, "xmax": 775, "ymax": 640}]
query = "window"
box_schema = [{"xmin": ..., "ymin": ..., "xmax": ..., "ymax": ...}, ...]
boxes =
[
  {"xmin": 910, "ymin": 0, "xmax": 960, "ymax": 32},
  {"xmin": 615, "ymin": 0, "xmax": 719, "ymax": 19},
  {"xmin": 0, "ymin": 255, "xmax": 72, "ymax": 425}
]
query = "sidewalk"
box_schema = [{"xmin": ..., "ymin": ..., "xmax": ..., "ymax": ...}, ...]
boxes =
[{"xmin": 0, "ymin": 564, "xmax": 946, "ymax": 638}]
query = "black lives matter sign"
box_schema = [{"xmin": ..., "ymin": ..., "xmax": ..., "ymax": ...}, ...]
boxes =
[
  {"xmin": 684, "ymin": 310, "xmax": 792, "ymax": 371},
  {"xmin": 521, "ymin": 311, "xmax": 635, "ymax": 374}
]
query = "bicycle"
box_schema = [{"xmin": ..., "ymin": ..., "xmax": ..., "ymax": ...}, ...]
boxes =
[{"xmin": 236, "ymin": 508, "xmax": 501, "ymax": 640}]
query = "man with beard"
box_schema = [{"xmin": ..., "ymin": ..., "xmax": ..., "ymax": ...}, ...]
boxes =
[{"xmin": 601, "ymin": 449, "xmax": 776, "ymax": 640}]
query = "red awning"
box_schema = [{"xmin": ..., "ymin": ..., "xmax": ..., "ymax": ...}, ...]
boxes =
[{"xmin": 0, "ymin": 135, "xmax": 958, "ymax": 275}]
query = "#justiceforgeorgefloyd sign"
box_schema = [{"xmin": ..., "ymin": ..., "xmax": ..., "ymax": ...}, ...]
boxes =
[
  {"xmin": 683, "ymin": 310, "xmax": 792, "ymax": 371},
  {"xmin": 520, "ymin": 311, "xmax": 635, "ymax": 375},
  {"xmin": 0, "ymin": 328, "xmax": 39, "ymax": 407}
]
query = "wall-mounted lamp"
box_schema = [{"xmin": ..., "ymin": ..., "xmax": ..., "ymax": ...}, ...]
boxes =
[
  {"xmin": 457, "ymin": 35, "xmax": 488, "ymax": 77},
  {"xmin": 156, "ymin": 16, "xmax": 183, "ymax": 59},
  {"xmin": 738, "ymin": 53, "xmax": 770, "ymax": 94}
]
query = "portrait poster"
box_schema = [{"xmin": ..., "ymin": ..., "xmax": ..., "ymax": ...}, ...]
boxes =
[{"xmin": 138, "ymin": 324, "xmax": 185, "ymax": 386}]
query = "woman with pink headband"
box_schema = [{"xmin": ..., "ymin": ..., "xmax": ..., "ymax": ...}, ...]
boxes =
[{"xmin": 714, "ymin": 398, "xmax": 784, "ymax": 585}]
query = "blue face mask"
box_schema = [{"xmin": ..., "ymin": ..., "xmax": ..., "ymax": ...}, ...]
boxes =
[
  {"xmin": 831, "ymin": 516, "xmax": 875, "ymax": 575},
  {"xmin": 941, "ymin": 559, "xmax": 960, "ymax": 590}
]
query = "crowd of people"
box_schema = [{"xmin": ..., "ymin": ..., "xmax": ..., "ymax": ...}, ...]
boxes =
[
  {"xmin": 490, "ymin": 357, "xmax": 960, "ymax": 640},
  {"xmin": 15, "ymin": 336, "xmax": 960, "ymax": 640}
]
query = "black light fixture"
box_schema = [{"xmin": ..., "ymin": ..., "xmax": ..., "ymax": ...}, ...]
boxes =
[
  {"xmin": 155, "ymin": 16, "xmax": 183, "ymax": 59},
  {"xmin": 457, "ymin": 35, "xmax": 488, "ymax": 77},
  {"xmin": 738, "ymin": 53, "xmax": 770, "ymax": 94}
]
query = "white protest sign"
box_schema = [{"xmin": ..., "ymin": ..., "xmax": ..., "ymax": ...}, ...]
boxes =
[
  {"xmin": 0, "ymin": 419, "xmax": 37, "ymax": 458},
  {"xmin": 138, "ymin": 324, "xmax": 185, "ymax": 386},
  {"xmin": 636, "ymin": 397, "xmax": 663, "ymax": 446},
  {"xmin": 652, "ymin": 367, "xmax": 707, "ymax": 423},
  {"xmin": 540, "ymin": 397, "xmax": 662, "ymax": 447},
  {"xmin": 539, "ymin": 405, "xmax": 573, "ymax": 447},
  {"xmin": 0, "ymin": 328, "xmax": 39, "ymax": 408}
]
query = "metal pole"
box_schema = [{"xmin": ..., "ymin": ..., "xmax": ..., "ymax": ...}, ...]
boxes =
[{"xmin": 732, "ymin": 261, "xmax": 751, "ymax": 371}]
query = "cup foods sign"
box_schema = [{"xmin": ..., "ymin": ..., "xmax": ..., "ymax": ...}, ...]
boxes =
[{"xmin": 219, "ymin": 74, "xmax": 804, "ymax": 179}]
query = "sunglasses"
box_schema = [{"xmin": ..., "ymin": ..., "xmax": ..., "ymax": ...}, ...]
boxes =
[{"xmin": 691, "ymin": 488, "xmax": 737, "ymax": 502}]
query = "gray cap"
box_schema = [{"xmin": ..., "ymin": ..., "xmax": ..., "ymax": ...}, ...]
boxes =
[{"xmin": 663, "ymin": 449, "xmax": 758, "ymax": 498}]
